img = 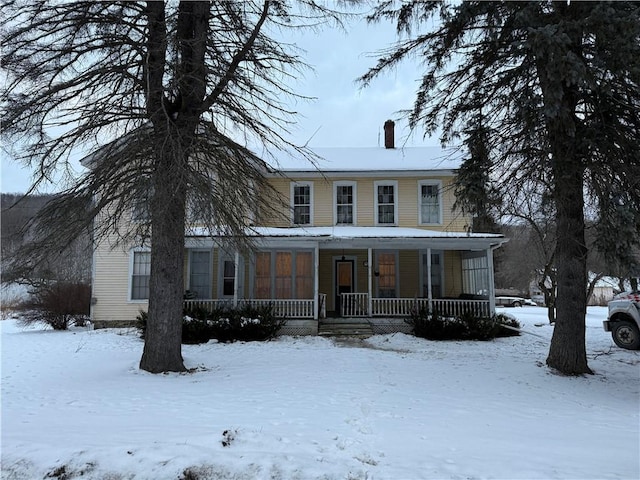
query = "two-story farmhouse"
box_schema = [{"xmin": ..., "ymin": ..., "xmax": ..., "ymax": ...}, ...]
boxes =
[{"xmin": 89, "ymin": 121, "xmax": 506, "ymax": 334}]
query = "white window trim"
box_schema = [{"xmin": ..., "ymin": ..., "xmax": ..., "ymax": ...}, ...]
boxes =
[
  {"xmin": 290, "ymin": 181, "xmax": 314, "ymax": 226},
  {"xmin": 374, "ymin": 180, "xmax": 398, "ymax": 226},
  {"xmin": 333, "ymin": 181, "xmax": 357, "ymax": 226},
  {"xmin": 418, "ymin": 179, "xmax": 443, "ymax": 226},
  {"xmin": 128, "ymin": 247, "xmax": 151, "ymax": 303}
]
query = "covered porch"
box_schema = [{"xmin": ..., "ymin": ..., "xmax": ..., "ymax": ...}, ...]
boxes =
[{"xmin": 184, "ymin": 227, "xmax": 505, "ymax": 332}]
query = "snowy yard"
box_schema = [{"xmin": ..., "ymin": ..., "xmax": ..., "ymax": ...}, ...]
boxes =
[{"xmin": 1, "ymin": 307, "xmax": 638, "ymax": 480}]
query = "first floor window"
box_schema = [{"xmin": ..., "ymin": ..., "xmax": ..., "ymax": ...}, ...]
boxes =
[
  {"xmin": 462, "ymin": 252, "xmax": 489, "ymax": 296},
  {"xmin": 222, "ymin": 259, "xmax": 235, "ymax": 297},
  {"xmin": 131, "ymin": 251, "xmax": 151, "ymax": 300},
  {"xmin": 377, "ymin": 252, "xmax": 397, "ymax": 298},
  {"xmin": 189, "ymin": 251, "xmax": 211, "ymax": 299},
  {"xmin": 275, "ymin": 252, "xmax": 293, "ymax": 299},
  {"xmin": 295, "ymin": 252, "xmax": 313, "ymax": 299},
  {"xmin": 422, "ymin": 251, "xmax": 443, "ymax": 298},
  {"xmin": 255, "ymin": 252, "xmax": 271, "ymax": 299},
  {"xmin": 254, "ymin": 250, "xmax": 313, "ymax": 299}
]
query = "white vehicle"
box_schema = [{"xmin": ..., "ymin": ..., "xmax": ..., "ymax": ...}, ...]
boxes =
[
  {"xmin": 603, "ymin": 292, "xmax": 640, "ymax": 350},
  {"xmin": 495, "ymin": 296, "xmax": 537, "ymax": 307}
]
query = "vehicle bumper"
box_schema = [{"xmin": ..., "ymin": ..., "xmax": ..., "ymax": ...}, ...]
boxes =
[{"xmin": 603, "ymin": 320, "xmax": 613, "ymax": 332}]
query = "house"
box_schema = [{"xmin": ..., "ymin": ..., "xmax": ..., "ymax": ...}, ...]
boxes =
[{"xmin": 89, "ymin": 121, "xmax": 507, "ymax": 334}]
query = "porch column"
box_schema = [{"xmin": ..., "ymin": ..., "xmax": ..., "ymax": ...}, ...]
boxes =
[
  {"xmin": 367, "ymin": 247, "xmax": 373, "ymax": 316},
  {"xmin": 426, "ymin": 248, "xmax": 433, "ymax": 312},
  {"xmin": 487, "ymin": 246, "xmax": 496, "ymax": 315},
  {"xmin": 233, "ymin": 251, "xmax": 240, "ymax": 307},
  {"xmin": 313, "ymin": 243, "xmax": 319, "ymax": 320}
]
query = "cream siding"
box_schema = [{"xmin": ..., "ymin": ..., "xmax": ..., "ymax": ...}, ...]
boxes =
[
  {"xmin": 262, "ymin": 174, "xmax": 469, "ymax": 231},
  {"xmin": 399, "ymin": 250, "xmax": 420, "ymax": 298},
  {"xmin": 92, "ymin": 241, "xmax": 148, "ymax": 325}
]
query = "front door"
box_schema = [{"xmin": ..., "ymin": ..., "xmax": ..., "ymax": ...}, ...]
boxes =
[{"xmin": 335, "ymin": 259, "xmax": 354, "ymax": 315}]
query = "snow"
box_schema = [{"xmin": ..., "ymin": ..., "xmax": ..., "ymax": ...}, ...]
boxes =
[
  {"xmin": 2, "ymin": 307, "xmax": 639, "ymax": 480},
  {"xmin": 268, "ymin": 147, "xmax": 462, "ymax": 172},
  {"xmin": 187, "ymin": 225, "xmax": 504, "ymax": 240}
]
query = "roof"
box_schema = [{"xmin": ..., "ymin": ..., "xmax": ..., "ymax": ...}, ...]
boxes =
[
  {"xmin": 267, "ymin": 147, "xmax": 462, "ymax": 174},
  {"xmin": 186, "ymin": 226, "xmax": 506, "ymax": 250}
]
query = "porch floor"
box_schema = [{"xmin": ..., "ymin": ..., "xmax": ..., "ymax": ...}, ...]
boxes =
[{"xmin": 318, "ymin": 318, "xmax": 373, "ymax": 338}]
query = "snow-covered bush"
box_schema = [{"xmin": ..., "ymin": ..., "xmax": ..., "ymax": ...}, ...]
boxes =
[
  {"xmin": 136, "ymin": 304, "xmax": 286, "ymax": 344},
  {"xmin": 406, "ymin": 307, "xmax": 521, "ymax": 341},
  {"xmin": 194, "ymin": 304, "xmax": 285, "ymax": 343}
]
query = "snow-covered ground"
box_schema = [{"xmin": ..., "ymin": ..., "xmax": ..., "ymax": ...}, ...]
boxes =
[{"xmin": 2, "ymin": 307, "xmax": 638, "ymax": 480}]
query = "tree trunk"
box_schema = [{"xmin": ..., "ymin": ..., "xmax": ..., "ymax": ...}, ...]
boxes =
[
  {"xmin": 535, "ymin": 5, "xmax": 591, "ymax": 375},
  {"xmin": 546, "ymin": 150, "xmax": 591, "ymax": 373},
  {"xmin": 139, "ymin": 138, "xmax": 188, "ymax": 373}
]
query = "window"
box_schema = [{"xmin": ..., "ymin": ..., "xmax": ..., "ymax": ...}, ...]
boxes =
[
  {"xmin": 254, "ymin": 251, "xmax": 314, "ymax": 299},
  {"xmin": 275, "ymin": 252, "xmax": 293, "ymax": 299},
  {"xmin": 374, "ymin": 181, "xmax": 398, "ymax": 225},
  {"xmin": 222, "ymin": 260, "xmax": 235, "ymax": 297},
  {"xmin": 291, "ymin": 182, "xmax": 313, "ymax": 225},
  {"xmin": 130, "ymin": 250, "xmax": 151, "ymax": 300},
  {"xmin": 377, "ymin": 252, "xmax": 397, "ymax": 298},
  {"xmin": 255, "ymin": 252, "xmax": 271, "ymax": 299},
  {"xmin": 295, "ymin": 252, "xmax": 313, "ymax": 299},
  {"xmin": 189, "ymin": 250, "xmax": 211, "ymax": 299},
  {"xmin": 419, "ymin": 181, "xmax": 442, "ymax": 224},
  {"xmin": 132, "ymin": 189, "xmax": 151, "ymax": 222},
  {"xmin": 462, "ymin": 252, "xmax": 489, "ymax": 296},
  {"xmin": 334, "ymin": 182, "xmax": 356, "ymax": 225},
  {"xmin": 422, "ymin": 251, "xmax": 443, "ymax": 298}
]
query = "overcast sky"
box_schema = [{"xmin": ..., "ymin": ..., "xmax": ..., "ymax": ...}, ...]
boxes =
[{"xmin": 1, "ymin": 11, "xmax": 440, "ymax": 194}]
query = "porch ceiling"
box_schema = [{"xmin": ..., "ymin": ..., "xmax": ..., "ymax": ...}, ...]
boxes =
[{"xmin": 186, "ymin": 226, "xmax": 507, "ymax": 251}]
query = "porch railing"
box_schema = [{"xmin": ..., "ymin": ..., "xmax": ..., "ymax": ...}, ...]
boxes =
[
  {"xmin": 342, "ymin": 293, "xmax": 490, "ymax": 318},
  {"xmin": 185, "ymin": 295, "xmax": 490, "ymax": 320},
  {"xmin": 184, "ymin": 297, "xmax": 324, "ymax": 319},
  {"xmin": 340, "ymin": 292, "xmax": 369, "ymax": 317}
]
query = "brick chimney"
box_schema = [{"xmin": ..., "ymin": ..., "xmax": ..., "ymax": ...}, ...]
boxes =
[{"xmin": 384, "ymin": 120, "xmax": 395, "ymax": 149}]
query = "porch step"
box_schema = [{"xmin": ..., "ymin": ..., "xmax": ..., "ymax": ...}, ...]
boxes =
[{"xmin": 318, "ymin": 321, "xmax": 373, "ymax": 338}]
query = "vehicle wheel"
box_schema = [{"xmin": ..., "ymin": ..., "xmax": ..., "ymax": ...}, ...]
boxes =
[
  {"xmin": 513, "ymin": 301, "xmax": 522, "ymax": 307},
  {"xmin": 611, "ymin": 320, "xmax": 640, "ymax": 350}
]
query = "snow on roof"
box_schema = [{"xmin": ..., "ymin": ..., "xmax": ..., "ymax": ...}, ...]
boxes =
[
  {"xmin": 188, "ymin": 225, "xmax": 503, "ymax": 240},
  {"xmin": 268, "ymin": 147, "xmax": 462, "ymax": 173}
]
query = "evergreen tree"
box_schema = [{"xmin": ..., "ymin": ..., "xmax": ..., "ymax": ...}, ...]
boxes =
[{"xmin": 361, "ymin": 1, "xmax": 640, "ymax": 374}]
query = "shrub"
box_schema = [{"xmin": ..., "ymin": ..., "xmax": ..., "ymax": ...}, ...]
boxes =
[
  {"xmin": 407, "ymin": 307, "xmax": 468, "ymax": 340},
  {"xmin": 190, "ymin": 303, "xmax": 286, "ymax": 343},
  {"xmin": 137, "ymin": 303, "xmax": 286, "ymax": 344},
  {"xmin": 19, "ymin": 282, "xmax": 91, "ymax": 330},
  {"xmin": 407, "ymin": 307, "xmax": 521, "ymax": 341},
  {"xmin": 494, "ymin": 313, "xmax": 521, "ymax": 338}
]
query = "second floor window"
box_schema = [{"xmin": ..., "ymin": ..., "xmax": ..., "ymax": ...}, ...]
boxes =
[
  {"xmin": 292, "ymin": 183, "xmax": 312, "ymax": 225},
  {"xmin": 335, "ymin": 183, "xmax": 355, "ymax": 225},
  {"xmin": 419, "ymin": 181, "xmax": 442, "ymax": 224},
  {"xmin": 375, "ymin": 181, "xmax": 397, "ymax": 225}
]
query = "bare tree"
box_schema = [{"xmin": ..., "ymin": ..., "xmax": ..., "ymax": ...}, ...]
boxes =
[
  {"xmin": 1, "ymin": 1, "xmax": 346, "ymax": 373},
  {"xmin": 361, "ymin": 2, "xmax": 640, "ymax": 374}
]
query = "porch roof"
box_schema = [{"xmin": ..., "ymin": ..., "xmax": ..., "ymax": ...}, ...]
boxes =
[{"xmin": 186, "ymin": 226, "xmax": 506, "ymax": 251}]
